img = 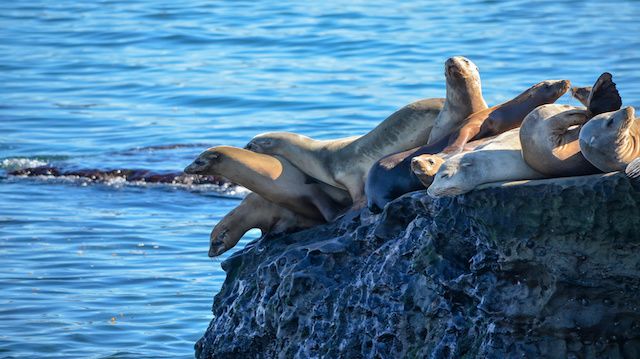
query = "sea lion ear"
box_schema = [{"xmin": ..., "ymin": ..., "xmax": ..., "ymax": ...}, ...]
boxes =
[{"xmin": 587, "ymin": 72, "xmax": 622, "ymax": 117}]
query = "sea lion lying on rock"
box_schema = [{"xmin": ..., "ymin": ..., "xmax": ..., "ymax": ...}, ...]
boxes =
[
  {"xmin": 410, "ymin": 136, "xmax": 495, "ymax": 187},
  {"xmin": 245, "ymin": 56, "xmax": 483, "ymax": 205},
  {"xmin": 579, "ymin": 106, "xmax": 640, "ymax": 172},
  {"xmin": 207, "ymin": 193, "xmax": 321, "ymax": 257},
  {"xmin": 366, "ymin": 79, "xmax": 570, "ymax": 210},
  {"xmin": 519, "ymin": 73, "xmax": 621, "ymax": 177},
  {"xmin": 185, "ymin": 146, "xmax": 351, "ymax": 221},
  {"xmin": 427, "ymin": 128, "xmax": 545, "ymax": 197}
]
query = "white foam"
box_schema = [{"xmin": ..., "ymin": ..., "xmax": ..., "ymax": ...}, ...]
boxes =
[{"xmin": 1, "ymin": 158, "xmax": 48, "ymax": 171}]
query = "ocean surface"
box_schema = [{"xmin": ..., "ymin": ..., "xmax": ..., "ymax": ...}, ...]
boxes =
[{"xmin": 1, "ymin": 0, "xmax": 639, "ymax": 357}]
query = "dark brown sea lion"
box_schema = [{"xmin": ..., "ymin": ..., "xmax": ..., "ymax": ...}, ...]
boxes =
[
  {"xmin": 365, "ymin": 79, "xmax": 570, "ymax": 211},
  {"xmin": 184, "ymin": 146, "xmax": 351, "ymax": 221},
  {"xmin": 207, "ymin": 193, "xmax": 321, "ymax": 257},
  {"xmin": 244, "ymin": 56, "xmax": 485, "ymax": 205}
]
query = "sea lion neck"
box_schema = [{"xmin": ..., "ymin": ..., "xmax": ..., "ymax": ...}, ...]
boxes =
[
  {"xmin": 619, "ymin": 120, "xmax": 640, "ymax": 162},
  {"xmin": 216, "ymin": 148, "xmax": 284, "ymax": 182},
  {"xmin": 445, "ymin": 76, "xmax": 487, "ymax": 114}
]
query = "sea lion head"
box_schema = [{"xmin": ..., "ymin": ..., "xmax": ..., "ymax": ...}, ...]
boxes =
[
  {"xmin": 209, "ymin": 225, "xmax": 231, "ymax": 257},
  {"xmin": 528, "ymin": 79, "xmax": 571, "ymax": 104},
  {"xmin": 579, "ymin": 106, "xmax": 637, "ymax": 172},
  {"xmin": 411, "ymin": 154, "xmax": 446, "ymax": 178},
  {"xmin": 184, "ymin": 146, "xmax": 232, "ymax": 174},
  {"xmin": 571, "ymin": 85, "xmax": 592, "ymax": 107},
  {"xmin": 444, "ymin": 56, "xmax": 481, "ymax": 88},
  {"xmin": 427, "ymin": 154, "xmax": 478, "ymax": 197},
  {"xmin": 245, "ymin": 132, "xmax": 305, "ymax": 155}
]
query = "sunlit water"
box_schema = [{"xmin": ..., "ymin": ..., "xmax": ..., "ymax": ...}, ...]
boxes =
[{"xmin": 1, "ymin": 0, "xmax": 639, "ymax": 357}]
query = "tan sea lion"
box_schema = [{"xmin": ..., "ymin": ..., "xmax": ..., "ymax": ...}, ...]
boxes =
[
  {"xmin": 208, "ymin": 193, "xmax": 321, "ymax": 257},
  {"xmin": 426, "ymin": 56, "xmax": 488, "ymax": 143},
  {"xmin": 579, "ymin": 106, "xmax": 640, "ymax": 172},
  {"xmin": 519, "ymin": 73, "xmax": 621, "ymax": 176},
  {"xmin": 410, "ymin": 136, "xmax": 495, "ymax": 187},
  {"xmin": 245, "ymin": 56, "xmax": 485, "ymax": 204},
  {"xmin": 519, "ymin": 104, "xmax": 597, "ymax": 176},
  {"xmin": 365, "ymin": 79, "xmax": 570, "ymax": 210},
  {"xmin": 427, "ymin": 128, "xmax": 546, "ymax": 198},
  {"xmin": 184, "ymin": 146, "xmax": 351, "ymax": 221}
]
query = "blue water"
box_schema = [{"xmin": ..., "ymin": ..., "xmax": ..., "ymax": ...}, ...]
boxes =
[{"xmin": 1, "ymin": 1, "xmax": 639, "ymax": 357}]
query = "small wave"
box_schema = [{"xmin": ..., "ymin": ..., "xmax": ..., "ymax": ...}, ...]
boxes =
[
  {"xmin": 7, "ymin": 166, "xmax": 246, "ymax": 197},
  {"xmin": 1, "ymin": 158, "xmax": 50, "ymax": 171},
  {"xmin": 119, "ymin": 143, "xmax": 212, "ymax": 153}
]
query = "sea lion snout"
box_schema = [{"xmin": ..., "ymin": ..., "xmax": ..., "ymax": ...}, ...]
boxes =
[
  {"xmin": 445, "ymin": 56, "xmax": 477, "ymax": 79},
  {"xmin": 184, "ymin": 158, "xmax": 209, "ymax": 174},
  {"xmin": 209, "ymin": 228, "xmax": 229, "ymax": 257}
]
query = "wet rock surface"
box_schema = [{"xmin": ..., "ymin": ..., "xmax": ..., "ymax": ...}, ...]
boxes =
[{"xmin": 196, "ymin": 173, "xmax": 640, "ymax": 359}]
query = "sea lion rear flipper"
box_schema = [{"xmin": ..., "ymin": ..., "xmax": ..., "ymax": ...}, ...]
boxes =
[{"xmin": 587, "ymin": 72, "xmax": 622, "ymax": 116}]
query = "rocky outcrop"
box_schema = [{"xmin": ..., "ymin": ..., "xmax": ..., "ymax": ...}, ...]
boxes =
[{"xmin": 196, "ymin": 173, "xmax": 640, "ymax": 359}]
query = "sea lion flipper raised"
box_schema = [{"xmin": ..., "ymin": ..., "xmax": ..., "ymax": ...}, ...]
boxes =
[{"xmin": 587, "ymin": 72, "xmax": 622, "ymax": 116}]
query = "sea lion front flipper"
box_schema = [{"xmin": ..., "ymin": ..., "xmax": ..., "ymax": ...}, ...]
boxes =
[
  {"xmin": 442, "ymin": 124, "xmax": 480, "ymax": 154},
  {"xmin": 587, "ymin": 72, "xmax": 622, "ymax": 117},
  {"xmin": 548, "ymin": 109, "xmax": 589, "ymax": 134},
  {"xmin": 570, "ymin": 86, "xmax": 592, "ymax": 107}
]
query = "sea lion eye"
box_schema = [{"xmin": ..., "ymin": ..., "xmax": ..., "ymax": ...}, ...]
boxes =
[
  {"xmin": 605, "ymin": 117, "xmax": 614, "ymax": 127},
  {"xmin": 194, "ymin": 159, "xmax": 206, "ymax": 166}
]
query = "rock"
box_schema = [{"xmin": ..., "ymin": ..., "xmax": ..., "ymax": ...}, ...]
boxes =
[{"xmin": 196, "ymin": 173, "xmax": 640, "ymax": 359}]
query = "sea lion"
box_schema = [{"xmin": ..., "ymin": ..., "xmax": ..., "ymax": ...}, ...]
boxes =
[
  {"xmin": 244, "ymin": 56, "xmax": 485, "ymax": 204},
  {"xmin": 579, "ymin": 106, "xmax": 640, "ymax": 172},
  {"xmin": 427, "ymin": 128, "xmax": 546, "ymax": 197},
  {"xmin": 519, "ymin": 73, "xmax": 621, "ymax": 176},
  {"xmin": 426, "ymin": 56, "xmax": 488, "ymax": 143},
  {"xmin": 208, "ymin": 193, "xmax": 321, "ymax": 257},
  {"xmin": 184, "ymin": 146, "xmax": 351, "ymax": 221},
  {"xmin": 519, "ymin": 104, "xmax": 599, "ymax": 176},
  {"xmin": 365, "ymin": 79, "xmax": 570, "ymax": 210},
  {"xmin": 410, "ymin": 136, "xmax": 495, "ymax": 187}
]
